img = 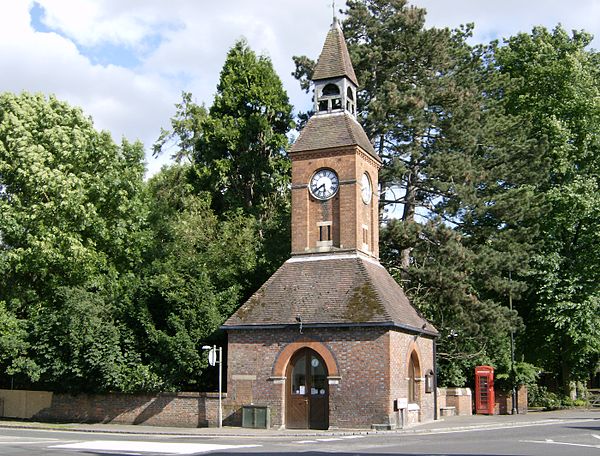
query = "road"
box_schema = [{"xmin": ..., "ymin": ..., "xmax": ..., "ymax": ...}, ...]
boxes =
[{"xmin": 0, "ymin": 412, "xmax": 598, "ymax": 455}]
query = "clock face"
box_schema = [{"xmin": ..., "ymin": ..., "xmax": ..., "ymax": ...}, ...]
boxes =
[
  {"xmin": 361, "ymin": 172, "xmax": 372, "ymax": 204},
  {"xmin": 310, "ymin": 168, "xmax": 339, "ymax": 200}
]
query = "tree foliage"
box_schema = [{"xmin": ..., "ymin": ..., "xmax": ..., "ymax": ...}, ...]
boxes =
[
  {"xmin": 495, "ymin": 26, "xmax": 600, "ymax": 394},
  {"xmin": 136, "ymin": 165, "xmax": 260, "ymax": 389},
  {"xmin": 0, "ymin": 92, "xmax": 149, "ymax": 391}
]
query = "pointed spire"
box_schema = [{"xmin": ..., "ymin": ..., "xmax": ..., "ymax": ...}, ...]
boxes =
[{"xmin": 312, "ymin": 19, "xmax": 358, "ymax": 86}]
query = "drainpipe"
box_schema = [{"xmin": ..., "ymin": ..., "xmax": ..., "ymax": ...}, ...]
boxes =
[{"xmin": 433, "ymin": 339, "xmax": 438, "ymax": 420}]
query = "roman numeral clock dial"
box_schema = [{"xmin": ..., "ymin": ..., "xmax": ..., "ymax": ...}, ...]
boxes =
[{"xmin": 309, "ymin": 168, "xmax": 339, "ymax": 200}]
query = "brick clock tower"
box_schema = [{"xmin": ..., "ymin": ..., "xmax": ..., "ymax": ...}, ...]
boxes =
[
  {"xmin": 222, "ymin": 19, "xmax": 438, "ymax": 430},
  {"xmin": 289, "ymin": 19, "xmax": 380, "ymax": 259}
]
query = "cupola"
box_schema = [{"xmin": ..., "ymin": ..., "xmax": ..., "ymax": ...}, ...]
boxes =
[{"xmin": 312, "ymin": 18, "xmax": 358, "ymax": 117}]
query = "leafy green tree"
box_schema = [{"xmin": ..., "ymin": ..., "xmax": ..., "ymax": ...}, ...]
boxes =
[
  {"xmin": 316, "ymin": 0, "xmax": 532, "ymax": 385},
  {"xmin": 192, "ymin": 39, "xmax": 294, "ymax": 216},
  {"xmin": 155, "ymin": 40, "xmax": 295, "ymax": 287},
  {"xmin": 495, "ymin": 26, "xmax": 600, "ymax": 396},
  {"xmin": 0, "ymin": 92, "xmax": 149, "ymax": 391},
  {"xmin": 138, "ymin": 164, "xmax": 260, "ymax": 389}
]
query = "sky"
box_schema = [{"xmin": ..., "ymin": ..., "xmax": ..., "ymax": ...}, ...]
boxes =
[{"xmin": 1, "ymin": 0, "xmax": 600, "ymax": 177}]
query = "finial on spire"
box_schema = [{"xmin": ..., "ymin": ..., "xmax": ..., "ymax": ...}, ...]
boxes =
[{"xmin": 331, "ymin": 0, "xmax": 337, "ymax": 25}]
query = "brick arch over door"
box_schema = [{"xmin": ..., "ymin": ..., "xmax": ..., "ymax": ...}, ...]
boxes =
[
  {"xmin": 272, "ymin": 337, "xmax": 339, "ymax": 377},
  {"xmin": 405, "ymin": 340, "xmax": 423, "ymax": 377}
]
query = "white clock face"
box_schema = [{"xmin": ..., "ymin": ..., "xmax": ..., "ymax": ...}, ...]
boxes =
[
  {"xmin": 361, "ymin": 172, "xmax": 372, "ymax": 204},
  {"xmin": 310, "ymin": 168, "xmax": 339, "ymax": 200}
]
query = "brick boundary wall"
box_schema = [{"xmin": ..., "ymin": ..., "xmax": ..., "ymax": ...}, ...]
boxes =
[
  {"xmin": 495, "ymin": 385, "xmax": 528, "ymax": 415},
  {"xmin": 30, "ymin": 391, "xmax": 224, "ymax": 428}
]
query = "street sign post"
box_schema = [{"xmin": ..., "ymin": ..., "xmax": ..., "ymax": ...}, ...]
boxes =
[{"xmin": 202, "ymin": 344, "xmax": 223, "ymax": 428}]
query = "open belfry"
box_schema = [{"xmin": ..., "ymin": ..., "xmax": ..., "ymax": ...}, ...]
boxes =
[{"xmin": 222, "ymin": 18, "xmax": 438, "ymax": 429}]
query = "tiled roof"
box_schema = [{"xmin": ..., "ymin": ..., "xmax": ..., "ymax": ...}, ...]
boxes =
[
  {"xmin": 313, "ymin": 20, "xmax": 359, "ymax": 86},
  {"xmin": 223, "ymin": 254, "xmax": 437, "ymax": 336},
  {"xmin": 290, "ymin": 113, "xmax": 379, "ymax": 161}
]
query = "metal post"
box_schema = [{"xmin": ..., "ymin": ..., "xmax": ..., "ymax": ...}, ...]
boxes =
[
  {"xmin": 203, "ymin": 344, "xmax": 223, "ymax": 428},
  {"xmin": 509, "ymin": 271, "xmax": 517, "ymax": 415},
  {"xmin": 217, "ymin": 345, "xmax": 223, "ymax": 428},
  {"xmin": 433, "ymin": 341, "xmax": 438, "ymax": 420}
]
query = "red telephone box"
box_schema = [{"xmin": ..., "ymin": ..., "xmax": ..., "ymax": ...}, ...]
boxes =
[{"xmin": 475, "ymin": 366, "xmax": 495, "ymax": 414}]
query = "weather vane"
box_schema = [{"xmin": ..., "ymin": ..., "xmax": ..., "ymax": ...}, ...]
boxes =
[{"xmin": 331, "ymin": 0, "xmax": 337, "ymax": 22}]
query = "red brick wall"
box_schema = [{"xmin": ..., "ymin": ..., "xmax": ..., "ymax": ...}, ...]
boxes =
[
  {"xmin": 495, "ymin": 385, "xmax": 528, "ymax": 415},
  {"xmin": 291, "ymin": 147, "xmax": 380, "ymax": 258},
  {"xmin": 227, "ymin": 327, "xmax": 436, "ymax": 429},
  {"xmin": 439, "ymin": 387, "xmax": 473, "ymax": 416},
  {"xmin": 32, "ymin": 392, "xmax": 221, "ymax": 427}
]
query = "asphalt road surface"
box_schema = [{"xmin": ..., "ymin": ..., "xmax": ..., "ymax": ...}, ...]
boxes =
[{"xmin": 0, "ymin": 413, "xmax": 598, "ymax": 456}]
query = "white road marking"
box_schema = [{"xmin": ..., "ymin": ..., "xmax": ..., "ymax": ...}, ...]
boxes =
[
  {"xmin": 418, "ymin": 418, "xmax": 597, "ymax": 435},
  {"xmin": 592, "ymin": 434, "xmax": 600, "ymax": 440},
  {"xmin": 49, "ymin": 440, "xmax": 260, "ymax": 454},
  {"xmin": 0, "ymin": 436, "xmax": 63, "ymax": 445},
  {"xmin": 296, "ymin": 435, "xmax": 365, "ymax": 444},
  {"xmin": 521, "ymin": 439, "xmax": 600, "ymax": 449},
  {"xmin": 0, "ymin": 441, "xmax": 63, "ymax": 445}
]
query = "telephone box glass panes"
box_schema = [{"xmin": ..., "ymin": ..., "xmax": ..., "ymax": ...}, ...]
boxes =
[
  {"xmin": 292, "ymin": 354, "xmax": 306, "ymax": 395},
  {"xmin": 310, "ymin": 356, "xmax": 327, "ymax": 395},
  {"xmin": 310, "ymin": 169, "xmax": 339, "ymax": 200},
  {"xmin": 479, "ymin": 377, "xmax": 488, "ymax": 400}
]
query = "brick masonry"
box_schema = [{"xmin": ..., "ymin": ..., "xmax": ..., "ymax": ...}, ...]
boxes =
[
  {"xmin": 438, "ymin": 387, "xmax": 473, "ymax": 416},
  {"xmin": 31, "ymin": 391, "xmax": 221, "ymax": 428},
  {"xmin": 291, "ymin": 145, "xmax": 380, "ymax": 258},
  {"xmin": 495, "ymin": 385, "xmax": 528, "ymax": 415},
  {"xmin": 225, "ymin": 327, "xmax": 435, "ymax": 429}
]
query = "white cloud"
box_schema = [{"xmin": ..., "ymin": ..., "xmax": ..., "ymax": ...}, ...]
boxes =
[
  {"xmin": 413, "ymin": 0, "xmax": 600, "ymax": 47},
  {"xmin": 1, "ymin": 1, "xmax": 599, "ymax": 177}
]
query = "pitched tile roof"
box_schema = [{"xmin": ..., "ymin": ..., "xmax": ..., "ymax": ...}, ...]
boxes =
[
  {"xmin": 313, "ymin": 20, "xmax": 359, "ymax": 86},
  {"xmin": 223, "ymin": 253, "xmax": 437, "ymax": 336},
  {"xmin": 290, "ymin": 113, "xmax": 379, "ymax": 161}
]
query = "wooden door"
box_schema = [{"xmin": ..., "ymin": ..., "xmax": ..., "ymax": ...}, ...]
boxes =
[{"xmin": 286, "ymin": 348, "xmax": 329, "ymax": 429}]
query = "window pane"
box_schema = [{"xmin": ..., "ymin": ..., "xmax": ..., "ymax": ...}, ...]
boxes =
[
  {"xmin": 310, "ymin": 355, "xmax": 327, "ymax": 395},
  {"xmin": 292, "ymin": 354, "xmax": 306, "ymax": 395}
]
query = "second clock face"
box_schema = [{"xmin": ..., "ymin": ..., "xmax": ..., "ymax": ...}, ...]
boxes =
[
  {"xmin": 310, "ymin": 168, "xmax": 339, "ymax": 200},
  {"xmin": 361, "ymin": 172, "xmax": 372, "ymax": 204}
]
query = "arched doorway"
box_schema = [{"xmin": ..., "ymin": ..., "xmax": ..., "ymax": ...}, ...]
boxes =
[{"xmin": 286, "ymin": 347, "xmax": 329, "ymax": 429}]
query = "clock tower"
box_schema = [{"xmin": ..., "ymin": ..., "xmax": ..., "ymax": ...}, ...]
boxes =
[
  {"xmin": 290, "ymin": 18, "xmax": 381, "ymax": 258},
  {"xmin": 222, "ymin": 18, "xmax": 437, "ymax": 431}
]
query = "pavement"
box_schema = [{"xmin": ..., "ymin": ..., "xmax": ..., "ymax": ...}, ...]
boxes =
[{"xmin": 0, "ymin": 408, "xmax": 597, "ymax": 438}]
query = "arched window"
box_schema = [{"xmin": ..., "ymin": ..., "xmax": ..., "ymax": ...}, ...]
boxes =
[
  {"xmin": 408, "ymin": 351, "xmax": 421, "ymax": 403},
  {"xmin": 322, "ymin": 83, "xmax": 340, "ymax": 96},
  {"xmin": 346, "ymin": 87, "xmax": 354, "ymax": 100}
]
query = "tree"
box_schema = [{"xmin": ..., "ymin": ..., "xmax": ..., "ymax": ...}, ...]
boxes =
[
  {"xmin": 138, "ymin": 164, "xmax": 260, "ymax": 389},
  {"xmin": 326, "ymin": 0, "xmax": 532, "ymax": 385},
  {"xmin": 0, "ymin": 92, "xmax": 149, "ymax": 391},
  {"xmin": 192, "ymin": 39, "xmax": 294, "ymax": 216},
  {"xmin": 155, "ymin": 40, "xmax": 295, "ymax": 286},
  {"xmin": 495, "ymin": 26, "xmax": 600, "ymax": 396}
]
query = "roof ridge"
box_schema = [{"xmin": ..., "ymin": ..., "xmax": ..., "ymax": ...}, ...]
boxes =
[
  {"xmin": 343, "ymin": 113, "xmax": 358, "ymax": 144},
  {"xmin": 356, "ymin": 257, "xmax": 394, "ymax": 322}
]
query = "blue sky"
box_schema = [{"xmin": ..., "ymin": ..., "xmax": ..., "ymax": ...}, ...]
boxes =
[{"xmin": 2, "ymin": 0, "xmax": 600, "ymax": 176}]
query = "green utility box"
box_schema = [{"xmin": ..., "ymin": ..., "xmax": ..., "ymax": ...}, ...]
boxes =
[{"xmin": 241, "ymin": 405, "xmax": 270, "ymax": 429}]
